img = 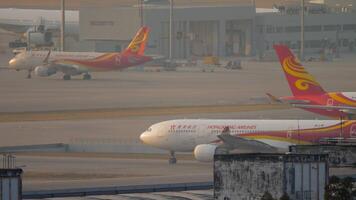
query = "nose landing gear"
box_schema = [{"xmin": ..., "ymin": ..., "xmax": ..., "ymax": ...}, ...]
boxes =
[
  {"xmin": 169, "ymin": 150, "xmax": 177, "ymax": 164},
  {"xmin": 27, "ymin": 70, "xmax": 32, "ymax": 79}
]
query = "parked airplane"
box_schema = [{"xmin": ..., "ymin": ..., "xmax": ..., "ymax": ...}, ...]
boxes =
[
  {"xmin": 8, "ymin": 26, "xmax": 152, "ymax": 80},
  {"xmin": 140, "ymin": 119, "xmax": 356, "ymax": 163},
  {"xmin": 269, "ymin": 45, "xmax": 356, "ymax": 119}
]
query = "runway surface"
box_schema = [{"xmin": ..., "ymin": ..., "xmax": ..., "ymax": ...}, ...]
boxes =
[
  {"xmin": 15, "ymin": 153, "xmax": 356, "ymax": 193},
  {"xmin": 0, "ymin": 109, "xmax": 321, "ymax": 147},
  {"xmin": 1, "ymin": 59, "xmax": 355, "ymax": 113},
  {"xmin": 17, "ymin": 154, "xmax": 212, "ymax": 192},
  {"xmin": 0, "ymin": 58, "xmax": 355, "ymax": 193}
]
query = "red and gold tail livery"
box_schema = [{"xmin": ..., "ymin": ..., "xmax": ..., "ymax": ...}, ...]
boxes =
[
  {"xmin": 123, "ymin": 26, "xmax": 149, "ymax": 56},
  {"xmin": 273, "ymin": 44, "xmax": 356, "ymax": 119},
  {"xmin": 273, "ymin": 45, "xmax": 326, "ymax": 97}
]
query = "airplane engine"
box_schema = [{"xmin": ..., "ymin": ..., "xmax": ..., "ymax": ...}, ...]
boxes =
[
  {"xmin": 34, "ymin": 66, "xmax": 56, "ymax": 77},
  {"xmin": 194, "ymin": 144, "xmax": 218, "ymax": 162}
]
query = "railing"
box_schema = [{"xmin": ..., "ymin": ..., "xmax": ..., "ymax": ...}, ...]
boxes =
[
  {"xmin": 1, "ymin": 154, "xmax": 16, "ymax": 169},
  {"xmin": 23, "ymin": 182, "xmax": 213, "ymax": 199}
]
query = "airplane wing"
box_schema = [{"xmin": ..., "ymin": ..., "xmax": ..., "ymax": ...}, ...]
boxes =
[
  {"xmin": 292, "ymin": 104, "xmax": 356, "ymax": 116},
  {"xmin": 34, "ymin": 52, "xmax": 84, "ymax": 77},
  {"xmin": 217, "ymin": 127, "xmax": 278, "ymax": 152},
  {"xmin": 266, "ymin": 93, "xmax": 310, "ymax": 104},
  {"xmin": 47, "ymin": 62, "xmax": 82, "ymax": 75},
  {"xmin": 48, "ymin": 51, "xmax": 83, "ymax": 73}
]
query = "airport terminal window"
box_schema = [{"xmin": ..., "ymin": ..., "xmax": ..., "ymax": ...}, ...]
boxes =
[
  {"xmin": 343, "ymin": 24, "xmax": 356, "ymax": 31},
  {"xmin": 323, "ymin": 25, "xmax": 340, "ymax": 31},
  {"xmin": 276, "ymin": 26, "xmax": 284, "ymax": 33},
  {"xmin": 90, "ymin": 21, "xmax": 114, "ymax": 26},
  {"xmin": 266, "ymin": 25, "xmax": 274, "ymax": 33},
  {"xmin": 307, "ymin": 40, "xmax": 323, "ymax": 48},
  {"xmin": 305, "ymin": 25, "xmax": 321, "ymax": 32},
  {"xmin": 343, "ymin": 39, "xmax": 349, "ymax": 47},
  {"xmin": 285, "ymin": 26, "xmax": 301, "ymax": 32}
]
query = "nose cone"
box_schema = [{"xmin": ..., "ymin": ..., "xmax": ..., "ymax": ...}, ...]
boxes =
[
  {"xmin": 8, "ymin": 58, "xmax": 17, "ymax": 68},
  {"xmin": 140, "ymin": 132, "xmax": 149, "ymax": 144}
]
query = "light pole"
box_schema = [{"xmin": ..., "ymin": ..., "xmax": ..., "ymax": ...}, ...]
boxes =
[
  {"xmin": 61, "ymin": 0, "xmax": 65, "ymax": 51},
  {"xmin": 138, "ymin": 0, "xmax": 144, "ymax": 26},
  {"xmin": 300, "ymin": 0, "xmax": 305, "ymax": 61},
  {"xmin": 169, "ymin": 0, "xmax": 174, "ymax": 63}
]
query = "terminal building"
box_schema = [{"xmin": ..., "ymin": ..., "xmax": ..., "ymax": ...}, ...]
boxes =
[{"xmin": 78, "ymin": 0, "xmax": 356, "ymax": 59}]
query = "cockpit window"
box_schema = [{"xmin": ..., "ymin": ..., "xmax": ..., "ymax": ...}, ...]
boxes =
[{"xmin": 146, "ymin": 128, "xmax": 152, "ymax": 132}]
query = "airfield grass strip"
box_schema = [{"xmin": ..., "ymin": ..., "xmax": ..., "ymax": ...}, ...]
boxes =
[{"xmin": 0, "ymin": 104, "xmax": 289, "ymax": 123}]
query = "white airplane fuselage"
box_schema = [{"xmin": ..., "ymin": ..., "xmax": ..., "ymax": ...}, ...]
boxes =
[
  {"xmin": 140, "ymin": 119, "xmax": 356, "ymax": 152},
  {"xmin": 9, "ymin": 51, "xmax": 104, "ymax": 71}
]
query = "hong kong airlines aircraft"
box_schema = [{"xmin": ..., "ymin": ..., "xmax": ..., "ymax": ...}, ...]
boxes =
[
  {"xmin": 141, "ymin": 119, "xmax": 356, "ymax": 163},
  {"xmin": 269, "ymin": 45, "xmax": 356, "ymax": 119},
  {"xmin": 8, "ymin": 26, "xmax": 152, "ymax": 80}
]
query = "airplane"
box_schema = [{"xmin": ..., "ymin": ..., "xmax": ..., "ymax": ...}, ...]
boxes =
[
  {"xmin": 269, "ymin": 45, "xmax": 356, "ymax": 119},
  {"xmin": 140, "ymin": 119, "xmax": 356, "ymax": 163},
  {"xmin": 8, "ymin": 26, "xmax": 152, "ymax": 80}
]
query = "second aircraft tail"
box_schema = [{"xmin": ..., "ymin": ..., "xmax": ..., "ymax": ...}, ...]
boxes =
[{"xmin": 273, "ymin": 45, "xmax": 326, "ymax": 97}]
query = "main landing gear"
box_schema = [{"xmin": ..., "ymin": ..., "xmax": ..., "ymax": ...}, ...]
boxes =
[
  {"xmin": 169, "ymin": 150, "xmax": 177, "ymax": 164},
  {"xmin": 27, "ymin": 70, "xmax": 32, "ymax": 79},
  {"xmin": 83, "ymin": 73, "xmax": 92, "ymax": 80},
  {"xmin": 63, "ymin": 74, "xmax": 71, "ymax": 80},
  {"xmin": 62, "ymin": 74, "xmax": 91, "ymax": 80}
]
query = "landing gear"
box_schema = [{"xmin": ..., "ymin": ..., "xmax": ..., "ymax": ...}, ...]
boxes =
[
  {"xmin": 63, "ymin": 74, "xmax": 71, "ymax": 80},
  {"xmin": 83, "ymin": 73, "xmax": 92, "ymax": 80},
  {"xmin": 27, "ymin": 70, "xmax": 32, "ymax": 79},
  {"xmin": 169, "ymin": 151, "xmax": 177, "ymax": 164}
]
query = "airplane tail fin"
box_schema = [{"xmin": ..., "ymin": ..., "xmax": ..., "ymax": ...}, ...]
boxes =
[
  {"xmin": 273, "ymin": 45, "xmax": 326, "ymax": 97},
  {"xmin": 123, "ymin": 26, "xmax": 150, "ymax": 56}
]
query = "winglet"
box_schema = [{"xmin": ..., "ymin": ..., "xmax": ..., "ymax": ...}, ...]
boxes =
[
  {"xmin": 43, "ymin": 49, "xmax": 51, "ymax": 64},
  {"xmin": 123, "ymin": 26, "xmax": 150, "ymax": 56}
]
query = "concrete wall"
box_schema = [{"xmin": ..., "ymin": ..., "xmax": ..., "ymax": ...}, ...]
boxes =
[
  {"xmin": 214, "ymin": 155, "xmax": 285, "ymax": 200},
  {"xmin": 214, "ymin": 154, "xmax": 328, "ymax": 200}
]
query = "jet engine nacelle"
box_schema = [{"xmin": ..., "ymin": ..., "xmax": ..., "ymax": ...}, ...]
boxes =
[
  {"xmin": 193, "ymin": 144, "xmax": 218, "ymax": 162},
  {"xmin": 34, "ymin": 66, "xmax": 56, "ymax": 77}
]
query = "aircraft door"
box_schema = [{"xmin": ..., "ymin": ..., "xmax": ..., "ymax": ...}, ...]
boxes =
[
  {"xmin": 195, "ymin": 124, "xmax": 208, "ymax": 144},
  {"xmin": 327, "ymin": 98, "xmax": 334, "ymax": 106},
  {"xmin": 350, "ymin": 124, "xmax": 356, "ymax": 138}
]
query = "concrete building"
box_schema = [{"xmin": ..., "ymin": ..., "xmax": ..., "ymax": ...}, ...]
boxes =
[
  {"xmin": 80, "ymin": 3, "xmax": 255, "ymax": 58},
  {"xmin": 79, "ymin": 1, "xmax": 356, "ymax": 59},
  {"xmin": 214, "ymin": 153, "xmax": 329, "ymax": 200},
  {"xmin": 257, "ymin": 2, "xmax": 356, "ymax": 59}
]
